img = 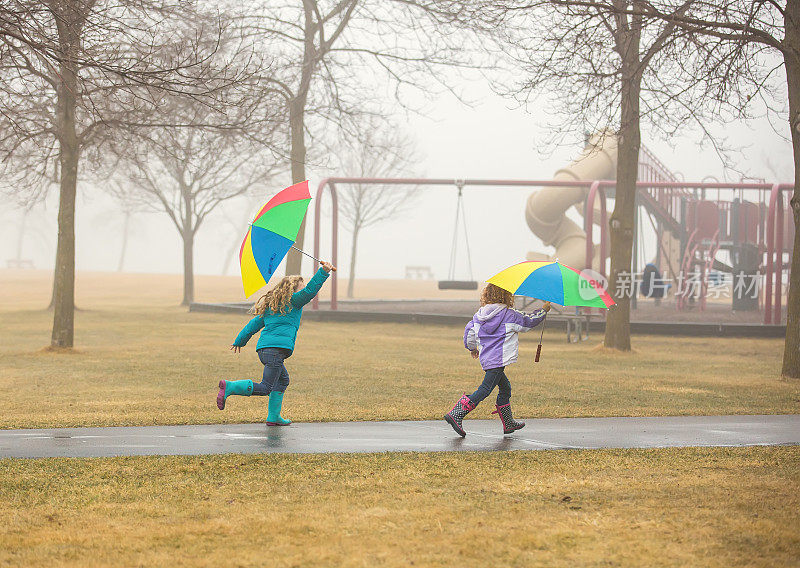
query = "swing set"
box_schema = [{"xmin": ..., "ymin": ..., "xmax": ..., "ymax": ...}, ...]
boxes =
[
  {"xmin": 310, "ymin": 176, "xmax": 588, "ymax": 310},
  {"xmin": 438, "ymin": 180, "xmax": 479, "ymax": 290}
]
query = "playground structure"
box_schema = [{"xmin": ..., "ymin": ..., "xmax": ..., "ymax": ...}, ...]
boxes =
[
  {"xmin": 310, "ymin": 144, "xmax": 794, "ymax": 325},
  {"xmin": 521, "ymin": 134, "xmax": 795, "ymax": 323},
  {"xmin": 524, "ymin": 132, "xmax": 618, "ymax": 270}
]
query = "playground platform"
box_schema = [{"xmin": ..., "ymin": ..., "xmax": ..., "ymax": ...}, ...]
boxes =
[{"xmin": 2, "ymin": 415, "xmax": 797, "ymax": 459}]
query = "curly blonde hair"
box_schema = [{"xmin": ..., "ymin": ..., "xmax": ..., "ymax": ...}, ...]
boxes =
[
  {"xmin": 480, "ymin": 283, "xmax": 514, "ymax": 308},
  {"xmin": 250, "ymin": 275, "xmax": 304, "ymax": 315}
]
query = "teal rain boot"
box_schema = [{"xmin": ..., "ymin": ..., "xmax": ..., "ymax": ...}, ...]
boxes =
[
  {"xmin": 266, "ymin": 391, "xmax": 292, "ymax": 426},
  {"xmin": 216, "ymin": 379, "xmax": 253, "ymax": 410}
]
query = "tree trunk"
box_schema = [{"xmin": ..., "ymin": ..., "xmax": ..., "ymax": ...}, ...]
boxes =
[
  {"xmin": 15, "ymin": 208, "xmax": 27, "ymax": 263},
  {"xmin": 604, "ymin": 27, "xmax": 642, "ymax": 351},
  {"xmin": 781, "ymin": 0, "xmax": 800, "ymax": 378},
  {"xmin": 50, "ymin": 4, "xmax": 85, "ymax": 348},
  {"xmin": 284, "ymin": 1, "xmax": 355, "ymax": 275},
  {"xmin": 347, "ymin": 224, "xmax": 360, "ymax": 298},
  {"xmin": 117, "ymin": 209, "xmax": 130, "ymax": 272},
  {"xmin": 47, "ymin": 274, "xmax": 56, "ymax": 311},
  {"xmin": 285, "ymin": 98, "xmax": 307, "ymax": 275},
  {"xmin": 51, "ymin": 139, "xmax": 79, "ymax": 347},
  {"xmin": 182, "ymin": 230, "xmax": 194, "ymax": 306}
]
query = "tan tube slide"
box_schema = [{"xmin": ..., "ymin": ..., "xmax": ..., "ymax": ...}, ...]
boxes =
[{"xmin": 526, "ymin": 133, "xmax": 618, "ymax": 270}]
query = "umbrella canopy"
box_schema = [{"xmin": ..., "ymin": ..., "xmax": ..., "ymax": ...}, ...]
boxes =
[
  {"xmin": 486, "ymin": 261, "xmax": 615, "ymax": 309},
  {"xmin": 239, "ymin": 181, "xmax": 311, "ymax": 297}
]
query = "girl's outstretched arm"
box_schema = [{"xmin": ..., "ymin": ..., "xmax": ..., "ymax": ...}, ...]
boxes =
[
  {"xmin": 291, "ymin": 262, "xmax": 335, "ymax": 307},
  {"xmin": 232, "ymin": 316, "xmax": 265, "ymax": 347},
  {"xmin": 510, "ymin": 308, "xmax": 547, "ymax": 332}
]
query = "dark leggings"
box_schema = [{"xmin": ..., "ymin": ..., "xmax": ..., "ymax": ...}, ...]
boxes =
[
  {"xmin": 468, "ymin": 366, "xmax": 511, "ymax": 407},
  {"xmin": 252, "ymin": 347, "xmax": 292, "ymax": 395}
]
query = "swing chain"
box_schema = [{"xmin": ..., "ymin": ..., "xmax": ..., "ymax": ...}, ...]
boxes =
[{"xmin": 447, "ymin": 180, "xmax": 473, "ymax": 281}]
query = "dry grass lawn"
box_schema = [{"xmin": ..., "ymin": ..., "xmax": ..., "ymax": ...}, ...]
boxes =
[
  {"xmin": 2, "ymin": 271, "xmax": 798, "ymax": 567},
  {"xmin": 1, "ymin": 446, "xmax": 798, "ymax": 567},
  {"xmin": 1, "ymin": 270, "xmax": 798, "ymax": 429}
]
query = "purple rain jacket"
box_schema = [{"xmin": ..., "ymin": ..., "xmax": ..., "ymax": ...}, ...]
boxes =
[{"xmin": 463, "ymin": 303, "xmax": 547, "ymax": 370}]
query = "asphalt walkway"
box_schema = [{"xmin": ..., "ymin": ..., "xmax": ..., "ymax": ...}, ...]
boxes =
[{"xmin": 1, "ymin": 414, "xmax": 798, "ymax": 459}]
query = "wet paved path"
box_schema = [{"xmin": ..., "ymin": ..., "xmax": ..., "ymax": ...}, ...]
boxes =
[{"xmin": 1, "ymin": 415, "xmax": 798, "ymax": 459}]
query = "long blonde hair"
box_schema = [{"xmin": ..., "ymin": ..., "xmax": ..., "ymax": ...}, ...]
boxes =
[{"xmin": 250, "ymin": 276, "xmax": 304, "ymax": 315}]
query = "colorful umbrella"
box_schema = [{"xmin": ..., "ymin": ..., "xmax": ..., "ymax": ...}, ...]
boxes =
[
  {"xmin": 486, "ymin": 260, "xmax": 615, "ymax": 362},
  {"xmin": 239, "ymin": 181, "xmax": 313, "ymax": 298},
  {"xmin": 486, "ymin": 260, "xmax": 615, "ymax": 309}
]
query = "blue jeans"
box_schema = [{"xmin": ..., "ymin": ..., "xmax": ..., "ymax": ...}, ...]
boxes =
[
  {"xmin": 468, "ymin": 367, "xmax": 511, "ymax": 407},
  {"xmin": 253, "ymin": 348, "xmax": 292, "ymax": 395}
]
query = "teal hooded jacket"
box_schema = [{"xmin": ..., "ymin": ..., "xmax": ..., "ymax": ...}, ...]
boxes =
[{"xmin": 232, "ymin": 268, "xmax": 330, "ymax": 353}]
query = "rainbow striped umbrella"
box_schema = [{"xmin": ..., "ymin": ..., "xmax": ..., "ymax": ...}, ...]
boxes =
[
  {"xmin": 239, "ymin": 181, "xmax": 312, "ymax": 298},
  {"xmin": 486, "ymin": 261, "xmax": 615, "ymax": 308},
  {"xmin": 487, "ymin": 260, "xmax": 614, "ymax": 362}
]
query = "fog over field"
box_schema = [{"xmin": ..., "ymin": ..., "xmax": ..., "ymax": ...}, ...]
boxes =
[{"xmin": 1, "ymin": 68, "xmax": 792, "ymax": 285}]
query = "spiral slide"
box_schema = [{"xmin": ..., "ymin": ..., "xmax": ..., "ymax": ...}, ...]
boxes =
[{"xmin": 525, "ymin": 133, "xmax": 618, "ymax": 270}]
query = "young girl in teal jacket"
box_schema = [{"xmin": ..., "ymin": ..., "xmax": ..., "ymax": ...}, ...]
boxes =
[{"xmin": 216, "ymin": 261, "xmax": 336, "ymax": 425}]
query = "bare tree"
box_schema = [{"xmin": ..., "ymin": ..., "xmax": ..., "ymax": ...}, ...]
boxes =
[
  {"xmin": 412, "ymin": 1, "xmax": 749, "ymax": 350},
  {"xmin": 0, "ymin": 1, "xmax": 248, "ymax": 347},
  {"xmin": 115, "ymin": 116, "xmax": 281, "ymax": 305},
  {"xmin": 333, "ymin": 119, "xmax": 421, "ymax": 297},
  {"xmin": 242, "ymin": 0, "xmax": 359, "ymax": 275},
  {"xmin": 2, "ymin": 198, "xmax": 51, "ymax": 269},
  {"xmin": 243, "ymin": 0, "xmax": 476, "ymax": 275},
  {"xmin": 619, "ymin": 0, "xmax": 800, "ymax": 375},
  {"xmin": 116, "ymin": 204, "xmax": 135, "ymax": 273},
  {"xmin": 102, "ymin": 180, "xmax": 149, "ymax": 272}
]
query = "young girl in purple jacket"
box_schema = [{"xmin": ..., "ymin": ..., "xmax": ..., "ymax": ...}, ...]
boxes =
[{"xmin": 444, "ymin": 284, "xmax": 550, "ymax": 437}]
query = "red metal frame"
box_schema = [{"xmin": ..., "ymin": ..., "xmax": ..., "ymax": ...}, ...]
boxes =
[
  {"xmin": 676, "ymin": 201, "xmax": 722, "ymax": 311},
  {"xmin": 765, "ymin": 183, "xmax": 793, "ymax": 324},
  {"xmin": 584, "ymin": 180, "xmax": 608, "ymax": 276},
  {"xmin": 312, "ymin": 180, "xmax": 339, "ymax": 310},
  {"xmin": 310, "ymin": 177, "xmax": 794, "ymax": 324},
  {"xmin": 311, "ymin": 177, "xmax": 610, "ymax": 310}
]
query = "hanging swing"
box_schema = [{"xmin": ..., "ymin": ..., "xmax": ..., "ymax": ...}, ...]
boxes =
[{"xmin": 438, "ymin": 182, "xmax": 479, "ymax": 290}]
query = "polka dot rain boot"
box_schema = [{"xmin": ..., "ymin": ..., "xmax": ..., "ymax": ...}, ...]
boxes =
[
  {"xmin": 444, "ymin": 394, "xmax": 476, "ymax": 437},
  {"xmin": 493, "ymin": 403, "xmax": 525, "ymax": 434}
]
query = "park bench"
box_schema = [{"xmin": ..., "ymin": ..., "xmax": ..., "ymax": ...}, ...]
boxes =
[{"xmin": 404, "ymin": 265, "xmax": 434, "ymax": 280}]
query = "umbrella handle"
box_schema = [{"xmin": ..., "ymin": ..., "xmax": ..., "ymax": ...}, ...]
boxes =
[{"xmin": 535, "ymin": 314, "xmax": 547, "ymax": 363}]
